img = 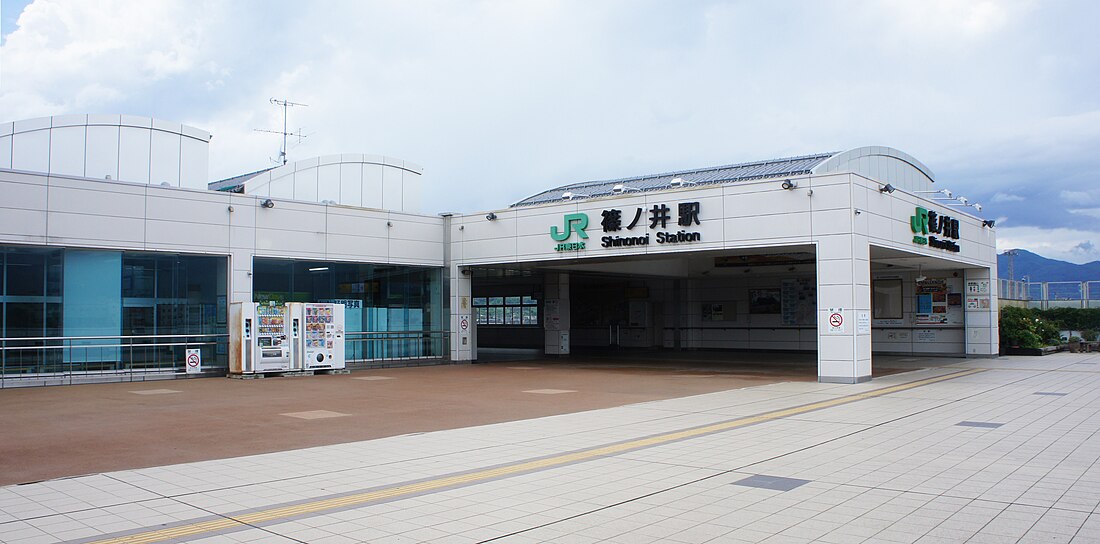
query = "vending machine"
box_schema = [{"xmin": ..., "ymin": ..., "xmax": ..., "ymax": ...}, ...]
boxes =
[
  {"xmin": 230, "ymin": 302, "xmax": 294, "ymax": 374},
  {"xmin": 288, "ymin": 302, "xmax": 346, "ymax": 370}
]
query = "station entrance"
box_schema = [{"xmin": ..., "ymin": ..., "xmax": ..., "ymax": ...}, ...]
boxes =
[
  {"xmin": 465, "ymin": 244, "xmax": 989, "ymax": 376},
  {"xmin": 468, "ymin": 247, "xmax": 822, "ymax": 368}
]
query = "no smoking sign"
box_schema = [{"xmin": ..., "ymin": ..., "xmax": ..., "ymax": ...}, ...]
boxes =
[
  {"xmin": 185, "ymin": 348, "xmax": 202, "ymax": 374},
  {"xmin": 827, "ymin": 309, "xmax": 846, "ymax": 333}
]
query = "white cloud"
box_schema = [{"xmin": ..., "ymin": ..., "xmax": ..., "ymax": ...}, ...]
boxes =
[
  {"xmin": 1068, "ymin": 208, "xmax": 1100, "ymax": 219},
  {"xmin": 991, "ymin": 192, "xmax": 1025, "ymax": 203},
  {"xmin": 997, "ymin": 225, "xmax": 1100, "ymax": 264},
  {"xmin": 1061, "ymin": 189, "xmax": 1100, "ymax": 205},
  {"xmin": 0, "ymin": 0, "xmax": 225, "ymax": 117}
]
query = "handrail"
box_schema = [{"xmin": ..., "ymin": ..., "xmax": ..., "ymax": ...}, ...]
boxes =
[{"xmin": 0, "ymin": 333, "xmax": 228, "ymax": 342}]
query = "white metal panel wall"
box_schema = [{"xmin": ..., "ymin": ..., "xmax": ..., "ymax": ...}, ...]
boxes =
[
  {"xmin": 85, "ymin": 125, "xmax": 120, "ymax": 180},
  {"xmin": 149, "ymin": 129, "xmax": 182, "ymax": 186},
  {"xmin": 48, "ymin": 126, "xmax": 85, "ymax": 177},
  {"xmin": 236, "ymin": 155, "xmax": 423, "ymax": 213},
  {"xmin": 12, "ymin": 127, "xmax": 49, "ymax": 173},
  {"xmin": 0, "ymin": 168, "xmax": 446, "ymax": 305},
  {"xmin": 2, "ymin": 115, "xmax": 211, "ymax": 189}
]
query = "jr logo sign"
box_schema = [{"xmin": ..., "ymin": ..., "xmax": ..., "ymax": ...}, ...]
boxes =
[
  {"xmin": 911, "ymin": 206, "xmax": 961, "ymax": 252},
  {"xmin": 550, "ymin": 213, "xmax": 588, "ymax": 251},
  {"xmin": 911, "ymin": 207, "xmax": 929, "ymax": 235}
]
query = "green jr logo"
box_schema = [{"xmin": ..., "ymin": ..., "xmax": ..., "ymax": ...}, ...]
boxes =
[
  {"xmin": 911, "ymin": 206, "xmax": 929, "ymax": 245},
  {"xmin": 550, "ymin": 213, "xmax": 588, "ymax": 251},
  {"xmin": 910, "ymin": 207, "xmax": 929, "ymax": 235}
]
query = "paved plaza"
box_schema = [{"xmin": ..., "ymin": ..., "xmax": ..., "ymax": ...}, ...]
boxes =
[{"xmin": 2, "ymin": 352, "xmax": 1100, "ymax": 543}]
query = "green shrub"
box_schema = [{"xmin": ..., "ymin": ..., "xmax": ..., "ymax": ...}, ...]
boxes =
[
  {"xmin": 1036, "ymin": 308, "xmax": 1100, "ymax": 331},
  {"xmin": 1000, "ymin": 306, "xmax": 1061, "ymax": 349},
  {"xmin": 1083, "ymin": 329, "xmax": 1098, "ymax": 342}
]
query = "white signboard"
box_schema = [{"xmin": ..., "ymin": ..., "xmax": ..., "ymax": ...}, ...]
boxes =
[
  {"xmin": 827, "ymin": 308, "xmax": 846, "ymax": 334},
  {"xmin": 856, "ymin": 311, "xmax": 871, "ymax": 334},
  {"xmin": 966, "ymin": 280, "xmax": 990, "ymax": 296},
  {"xmin": 185, "ymin": 348, "xmax": 202, "ymax": 374},
  {"xmin": 916, "ymin": 330, "xmax": 938, "ymax": 342},
  {"xmin": 545, "ymin": 299, "xmax": 561, "ymax": 331}
]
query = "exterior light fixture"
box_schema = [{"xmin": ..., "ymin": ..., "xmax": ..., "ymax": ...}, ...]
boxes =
[
  {"xmin": 485, "ymin": 212, "xmax": 498, "ymax": 221},
  {"xmin": 668, "ymin": 177, "xmax": 695, "ymax": 188},
  {"xmin": 780, "ymin": 179, "xmax": 797, "ymax": 190},
  {"xmin": 260, "ymin": 199, "xmax": 275, "ymax": 208},
  {"xmin": 308, "ymin": 267, "xmax": 329, "ymax": 272},
  {"xmin": 956, "ymin": 196, "xmax": 969, "ymax": 205},
  {"xmin": 879, "ymin": 184, "xmax": 896, "ymax": 193},
  {"xmin": 918, "ymin": 189, "xmax": 952, "ymax": 198},
  {"xmin": 612, "ymin": 183, "xmax": 640, "ymax": 194},
  {"xmin": 561, "ymin": 191, "xmax": 589, "ymax": 201}
]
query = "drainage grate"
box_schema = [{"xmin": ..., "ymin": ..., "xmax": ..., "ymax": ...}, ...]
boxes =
[
  {"xmin": 732, "ymin": 474, "xmax": 811, "ymax": 492},
  {"xmin": 957, "ymin": 421, "xmax": 1004, "ymax": 429}
]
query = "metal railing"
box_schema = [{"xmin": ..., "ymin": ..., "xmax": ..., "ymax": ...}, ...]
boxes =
[
  {"xmin": 344, "ymin": 330, "xmax": 449, "ymax": 366},
  {"xmin": 0, "ymin": 333, "xmax": 229, "ymax": 387},
  {"xmin": 999, "ymin": 279, "xmax": 1100, "ymax": 309}
]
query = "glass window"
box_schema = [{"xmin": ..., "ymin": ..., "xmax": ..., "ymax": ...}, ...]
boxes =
[
  {"xmin": 252, "ymin": 258, "xmax": 444, "ymax": 360},
  {"xmin": 6, "ymin": 251, "xmax": 45, "ymax": 296},
  {"xmin": 472, "ymin": 297, "xmax": 487, "ymax": 306}
]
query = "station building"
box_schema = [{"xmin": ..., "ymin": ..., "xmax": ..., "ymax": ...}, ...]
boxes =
[{"xmin": 0, "ymin": 114, "xmax": 998, "ymax": 387}]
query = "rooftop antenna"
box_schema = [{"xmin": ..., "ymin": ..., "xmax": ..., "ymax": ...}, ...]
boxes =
[{"xmin": 254, "ymin": 98, "xmax": 309, "ymax": 165}]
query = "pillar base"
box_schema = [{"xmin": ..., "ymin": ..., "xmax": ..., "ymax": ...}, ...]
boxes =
[{"xmin": 818, "ymin": 375, "xmax": 871, "ymax": 384}]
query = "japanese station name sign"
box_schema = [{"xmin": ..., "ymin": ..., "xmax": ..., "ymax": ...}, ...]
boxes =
[
  {"xmin": 911, "ymin": 206, "xmax": 961, "ymax": 252},
  {"xmin": 550, "ymin": 202, "xmax": 703, "ymax": 252}
]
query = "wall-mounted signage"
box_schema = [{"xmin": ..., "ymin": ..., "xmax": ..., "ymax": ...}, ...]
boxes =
[
  {"xmin": 549, "ymin": 202, "xmax": 703, "ymax": 252},
  {"xmin": 910, "ymin": 206, "xmax": 961, "ymax": 252}
]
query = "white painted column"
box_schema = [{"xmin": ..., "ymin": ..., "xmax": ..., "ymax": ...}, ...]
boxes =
[
  {"xmin": 964, "ymin": 267, "xmax": 999, "ymax": 357},
  {"xmin": 816, "ymin": 233, "xmax": 872, "ymax": 383},
  {"xmin": 544, "ymin": 272, "xmax": 571, "ymax": 355},
  {"xmin": 449, "ymin": 264, "xmax": 475, "ymax": 361}
]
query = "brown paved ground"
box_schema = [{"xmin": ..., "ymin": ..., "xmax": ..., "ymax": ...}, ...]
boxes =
[{"xmin": 0, "ymin": 355, "xmax": 912, "ymax": 486}]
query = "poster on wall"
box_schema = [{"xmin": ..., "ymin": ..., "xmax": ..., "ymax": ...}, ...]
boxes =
[
  {"xmin": 781, "ymin": 279, "xmax": 817, "ymax": 325},
  {"xmin": 702, "ymin": 302, "xmax": 735, "ymax": 321},
  {"xmin": 749, "ymin": 289, "xmax": 782, "ymax": 314},
  {"xmin": 966, "ymin": 280, "xmax": 990, "ymax": 295},
  {"xmin": 915, "ymin": 277, "xmax": 961, "ymax": 326},
  {"xmin": 545, "ymin": 299, "xmax": 561, "ymax": 330}
]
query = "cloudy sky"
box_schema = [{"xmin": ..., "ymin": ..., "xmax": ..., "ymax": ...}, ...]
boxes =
[{"xmin": 2, "ymin": 0, "xmax": 1098, "ymax": 263}]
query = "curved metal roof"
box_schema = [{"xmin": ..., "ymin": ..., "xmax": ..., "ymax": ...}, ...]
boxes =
[{"xmin": 511, "ymin": 152, "xmax": 838, "ymax": 207}]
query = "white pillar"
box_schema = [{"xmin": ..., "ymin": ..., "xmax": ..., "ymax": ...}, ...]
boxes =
[
  {"xmin": 544, "ymin": 272, "xmax": 571, "ymax": 355},
  {"xmin": 449, "ymin": 264, "xmax": 475, "ymax": 361},
  {"xmin": 816, "ymin": 233, "xmax": 872, "ymax": 383},
  {"xmin": 964, "ymin": 267, "xmax": 999, "ymax": 357}
]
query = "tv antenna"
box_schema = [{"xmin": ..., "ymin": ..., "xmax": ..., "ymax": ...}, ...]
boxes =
[{"xmin": 254, "ymin": 98, "xmax": 309, "ymax": 165}]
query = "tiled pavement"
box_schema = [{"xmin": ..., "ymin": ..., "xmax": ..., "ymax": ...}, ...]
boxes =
[{"xmin": 2, "ymin": 352, "xmax": 1100, "ymax": 543}]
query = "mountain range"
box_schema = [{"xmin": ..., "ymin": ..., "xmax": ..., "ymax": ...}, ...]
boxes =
[{"xmin": 997, "ymin": 249, "xmax": 1100, "ymax": 283}]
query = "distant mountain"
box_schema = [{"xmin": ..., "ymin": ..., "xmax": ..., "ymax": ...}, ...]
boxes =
[{"xmin": 997, "ymin": 249, "xmax": 1100, "ymax": 282}]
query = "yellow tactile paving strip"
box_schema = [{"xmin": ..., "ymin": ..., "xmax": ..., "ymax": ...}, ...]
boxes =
[{"xmin": 89, "ymin": 368, "xmax": 985, "ymax": 544}]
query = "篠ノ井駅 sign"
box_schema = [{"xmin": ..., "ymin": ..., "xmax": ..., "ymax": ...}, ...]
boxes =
[
  {"xmin": 550, "ymin": 202, "xmax": 703, "ymax": 252},
  {"xmin": 911, "ymin": 206, "xmax": 961, "ymax": 252}
]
